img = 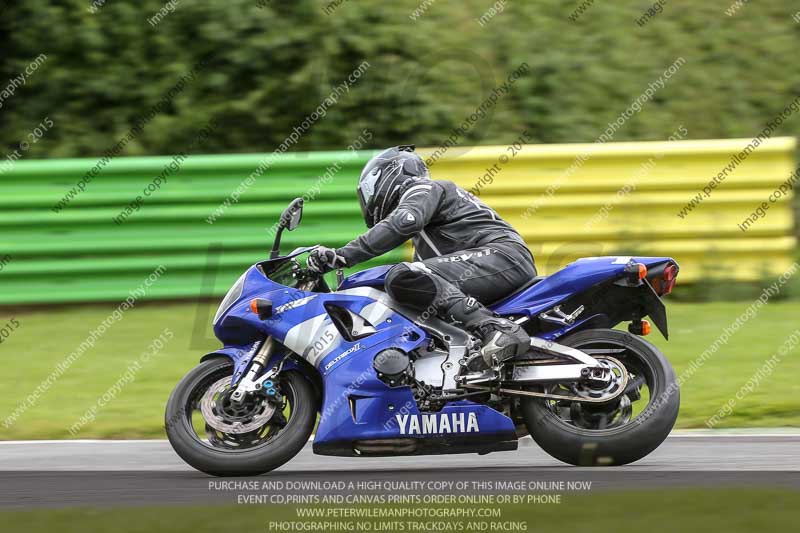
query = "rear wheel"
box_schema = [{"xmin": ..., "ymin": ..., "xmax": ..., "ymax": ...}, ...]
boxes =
[
  {"xmin": 165, "ymin": 358, "xmax": 317, "ymax": 476},
  {"xmin": 520, "ymin": 329, "xmax": 679, "ymax": 466}
]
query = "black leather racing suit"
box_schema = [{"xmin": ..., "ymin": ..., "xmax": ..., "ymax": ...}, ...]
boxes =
[{"xmin": 337, "ymin": 179, "xmax": 537, "ymax": 326}]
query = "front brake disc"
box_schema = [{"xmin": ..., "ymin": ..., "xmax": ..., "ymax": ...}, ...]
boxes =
[{"xmin": 200, "ymin": 376, "xmax": 276, "ymax": 434}]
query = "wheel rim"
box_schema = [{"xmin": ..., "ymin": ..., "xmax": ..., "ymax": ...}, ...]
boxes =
[
  {"xmin": 182, "ymin": 366, "xmax": 298, "ymax": 452},
  {"xmin": 541, "ymin": 338, "xmax": 658, "ymax": 433}
]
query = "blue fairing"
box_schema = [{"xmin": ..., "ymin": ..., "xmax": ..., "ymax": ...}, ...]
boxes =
[
  {"xmin": 338, "ymin": 264, "xmax": 393, "ymax": 291},
  {"xmin": 491, "ymin": 256, "xmax": 674, "ymax": 317},
  {"xmin": 205, "ymin": 260, "xmax": 517, "ymax": 455},
  {"xmin": 203, "ymin": 253, "xmax": 673, "ymax": 457},
  {"xmin": 212, "ymin": 264, "xmax": 427, "ymax": 374},
  {"xmin": 313, "ymin": 328, "xmax": 516, "ymax": 449}
]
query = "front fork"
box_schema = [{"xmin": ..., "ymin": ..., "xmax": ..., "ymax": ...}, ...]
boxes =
[
  {"xmin": 229, "ymin": 277, "xmax": 318, "ymax": 404},
  {"xmin": 230, "ymin": 336, "xmax": 279, "ymax": 404}
]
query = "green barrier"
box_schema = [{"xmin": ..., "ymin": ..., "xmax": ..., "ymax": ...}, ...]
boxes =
[
  {"xmin": 0, "ymin": 151, "xmax": 391, "ymax": 305},
  {"xmin": 1, "ymin": 138, "xmax": 796, "ymax": 305}
]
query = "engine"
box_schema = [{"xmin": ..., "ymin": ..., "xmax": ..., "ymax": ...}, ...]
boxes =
[
  {"xmin": 373, "ymin": 349, "xmax": 413, "ymax": 387},
  {"xmin": 376, "ymin": 345, "xmax": 487, "ymax": 411}
]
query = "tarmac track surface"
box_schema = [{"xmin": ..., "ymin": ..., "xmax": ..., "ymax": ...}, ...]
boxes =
[{"xmin": 0, "ymin": 433, "xmax": 798, "ymax": 508}]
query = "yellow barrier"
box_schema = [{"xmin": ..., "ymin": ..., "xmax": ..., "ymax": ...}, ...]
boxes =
[{"xmin": 416, "ymin": 138, "xmax": 797, "ymax": 282}]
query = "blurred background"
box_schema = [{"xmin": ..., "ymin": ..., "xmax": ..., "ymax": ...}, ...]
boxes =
[
  {"xmin": 0, "ymin": 0, "xmax": 800, "ymax": 154},
  {"xmin": 1, "ymin": 1, "xmax": 799, "ymax": 154},
  {"xmin": 0, "ymin": 0, "xmax": 798, "ymax": 441}
]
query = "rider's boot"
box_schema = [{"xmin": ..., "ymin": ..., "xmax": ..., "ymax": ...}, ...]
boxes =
[{"xmin": 444, "ymin": 298, "xmax": 531, "ymax": 371}]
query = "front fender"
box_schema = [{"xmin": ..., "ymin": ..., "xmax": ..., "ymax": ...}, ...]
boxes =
[{"xmin": 200, "ymin": 342, "xmax": 261, "ymax": 383}]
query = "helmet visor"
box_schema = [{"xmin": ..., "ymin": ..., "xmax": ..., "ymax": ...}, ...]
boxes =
[
  {"xmin": 358, "ymin": 186, "xmax": 374, "ymax": 228},
  {"xmin": 357, "ymin": 167, "xmax": 381, "ymax": 228}
]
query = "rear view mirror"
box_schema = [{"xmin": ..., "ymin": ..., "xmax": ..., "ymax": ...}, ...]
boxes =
[
  {"xmin": 271, "ymin": 198, "xmax": 304, "ymax": 259},
  {"xmin": 282, "ymin": 198, "xmax": 304, "ymax": 231}
]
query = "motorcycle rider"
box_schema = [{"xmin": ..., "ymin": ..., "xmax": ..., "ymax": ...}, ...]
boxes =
[{"xmin": 307, "ymin": 145, "xmax": 537, "ymax": 370}]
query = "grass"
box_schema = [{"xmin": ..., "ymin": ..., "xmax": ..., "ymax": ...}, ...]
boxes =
[
  {"xmin": 1, "ymin": 489, "xmax": 798, "ymax": 533},
  {"xmin": 0, "ymin": 298, "xmax": 799, "ymax": 440}
]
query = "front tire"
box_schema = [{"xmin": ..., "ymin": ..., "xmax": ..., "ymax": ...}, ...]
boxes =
[
  {"xmin": 520, "ymin": 329, "xmax": 679, "ymax": 466},
  {"xmin": 165, "ymin": 358, "xmax": 317, "ymax": 476}
]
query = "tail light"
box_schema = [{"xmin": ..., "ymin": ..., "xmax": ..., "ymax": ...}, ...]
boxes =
[{"xmin": 652, "ymin": 263, "xmax": 678, "ymax": 296}]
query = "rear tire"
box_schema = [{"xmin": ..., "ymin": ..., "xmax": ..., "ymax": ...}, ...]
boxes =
[
  {"xmin": 521, "ymin": 329, "xmax": 679, "ymax": 466},
  {"xmin": 165, "ymin": 358, "xmax": 317, "ymax": 476}
]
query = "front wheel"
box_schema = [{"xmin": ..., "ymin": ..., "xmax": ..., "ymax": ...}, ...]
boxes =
[
  {"xmin": 520, "ymin": 329, "xmax": 679, "ymax": 466},
  {"xmin": 165, "ymin": 357, "xmax": 317, "ymax": 476}
]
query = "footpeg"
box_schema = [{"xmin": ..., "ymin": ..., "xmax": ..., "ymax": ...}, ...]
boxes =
[
  {"xmin": 539, "ymin": 305, "xmax": 584, "ymax": 326},
  {"xmin": 456, "ymin": 367, "xmax": 497, "ymax": 385}
]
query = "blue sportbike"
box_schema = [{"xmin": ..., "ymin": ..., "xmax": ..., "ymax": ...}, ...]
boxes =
[{"xmin": 166, "ymin": 198, "xmax": 681, "ymax": 475}]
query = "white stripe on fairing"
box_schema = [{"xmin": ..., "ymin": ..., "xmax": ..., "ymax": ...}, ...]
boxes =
[
  {"xmin": 285, "ymin": 314, "xmax": 346, "ymax": 367},
  {"xmin": 360, "ymin": 301, "xmax": 393, "ymax": 325},
  {"xmin": 275, "ymin": 295, "xmax": 318, "ymax": 313},
  {"xmin": 283, "ymin": 313, "xmax": 327, "ymax": 357},
  {"xmin": 307, "ymin": 323, "xmax": 343, "ymax": 366},
  {"xmin": 337, "ymin": 287, "xmax": 397, "ymax": 308},
  {"xmin": 418, "ymin": 230, "xmax": 441, "ymax": 256},
  {"xmin": 283, "ymin": 290, "xmax": 399, "ymax": 367},
  {"xmin": 337, "ymin": 287, "xmax": 408, "ymax": 321}
]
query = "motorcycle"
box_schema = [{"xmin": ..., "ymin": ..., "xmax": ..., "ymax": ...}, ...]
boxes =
[{"xmin": 166, "ymin": 198, "xmax": 681, "ymax": 475}]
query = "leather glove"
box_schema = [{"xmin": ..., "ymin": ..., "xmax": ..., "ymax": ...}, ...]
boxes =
[{"xmin": 307, "ymin": 246, "xmax": 346, "ymax": 274}]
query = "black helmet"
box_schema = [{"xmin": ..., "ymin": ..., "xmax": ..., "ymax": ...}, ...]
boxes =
[{"xmin": 357, "ymin": 145, "xmax": 430, "ymax": 228}]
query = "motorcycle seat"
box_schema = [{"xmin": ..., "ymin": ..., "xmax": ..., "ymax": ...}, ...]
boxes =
[{"xmin": 488, "ymin": 275, "xmax": 546, "ymax": 306}]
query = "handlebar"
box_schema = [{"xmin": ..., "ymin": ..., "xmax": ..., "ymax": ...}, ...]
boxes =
[
  {"xmin": 297, "ymin": 278, "xmax": 317, "ymax": 292},
  {"xmin": 295, "ymin": 266, "xmax": 344, "ymax": 292},
  {"xmin": 286, "ymin": 246, "xmax": 344, "ymax": 292}
]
